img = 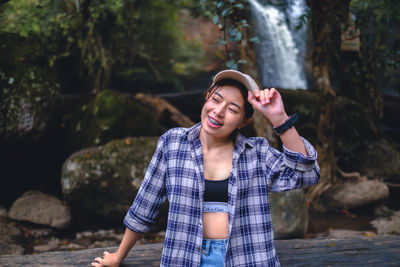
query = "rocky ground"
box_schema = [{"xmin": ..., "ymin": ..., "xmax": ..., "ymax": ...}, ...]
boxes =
[
  {"xmin": 1, "ymin": 202, "xmax": 399, "ymax": 257},
  {"xmin": 0, "ymin": 205, "xmax": 166, "ymax": 256}
]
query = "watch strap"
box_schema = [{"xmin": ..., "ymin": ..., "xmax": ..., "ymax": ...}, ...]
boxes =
[{"xmin": 273, "ymin": 113, "xmax": 299, "ymax": 135}]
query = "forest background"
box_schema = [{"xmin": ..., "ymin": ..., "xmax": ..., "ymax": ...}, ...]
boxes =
[{"xmin": 0, "ymin": 0, "xmax": 399, "ymax": 255}]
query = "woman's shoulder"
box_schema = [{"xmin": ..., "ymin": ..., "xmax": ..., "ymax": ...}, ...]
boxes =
[
  {"xmin": 162, "ymin": 126, "xmax": 191, "ymax": 138},
  {"xmin": 158, "ymin": 126, "xmax": 194, "ymax": 145}
]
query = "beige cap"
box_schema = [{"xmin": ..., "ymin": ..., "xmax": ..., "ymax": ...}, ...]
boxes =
[{"xmin": 212, "ymin": 69, "xmax": 260, "ymax": 95}]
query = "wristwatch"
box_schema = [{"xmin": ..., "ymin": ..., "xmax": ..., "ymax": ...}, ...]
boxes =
[{"xmin": 273, "ymin": 113, "xmax": 299, "ymax": 135}]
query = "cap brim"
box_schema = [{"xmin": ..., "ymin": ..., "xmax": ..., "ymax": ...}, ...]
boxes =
[{"xmin": 213, "ymin": 70, "xmax": 259, "ymax": 95}]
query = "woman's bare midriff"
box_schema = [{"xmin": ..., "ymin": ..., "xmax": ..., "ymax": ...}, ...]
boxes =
[{"xmin": 202, "ymin": 212, "xmax": 229, "ymax": 239}]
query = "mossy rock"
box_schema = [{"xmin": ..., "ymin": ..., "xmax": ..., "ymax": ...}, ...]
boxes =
[
  {"xmin": 0, "ymin": 60, "xmax": 62, "ymax": 205},
  {"xmin": 0, "ymin": 32, "xmax": 61, "ymax": 140},
  {"xmin": 0, "ymin": 68, "xmax": 61, "ymax": 140},
  {"xmin": 61, "ymin": 137, "xmax": 160, "ymax": 225},
  {"xmin": 64, "ymin": 90, "xmax": 163, "ymax": 153}
]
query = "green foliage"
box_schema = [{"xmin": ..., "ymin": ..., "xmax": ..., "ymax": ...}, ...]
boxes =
[
  {"xmin": 198, "ymin": 0, "xmax": 257, "ymax": 70},
  {"xmin": 0, "ymin": 0, "xmax": 204, "ymax": 93},
  {"xmin": 350, "ymin": 0, "xmax": 400, "ymax": 91}
]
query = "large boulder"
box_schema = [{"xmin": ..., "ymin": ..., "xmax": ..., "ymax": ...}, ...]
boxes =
[
  {"xmin": 61, "ymin": 137, "xmax": 162, "ymax": 226},
  {"xmin": 8, "ymin": 191, "xmax": 71, "ymax": 229},
  {"xmin": 269, "ymin": 189, "xmax": 309, "ymax": 239},
  {"xmin": 63, "ymin": 90, "xmax": 163, "ymax": 154},
  {"xmin": 327, "ymin": 179, "xmax": 389, "ymax": 209},
  {"xmin": 0, "ymin": 33, "xmax": 61, "ymax": 142}
]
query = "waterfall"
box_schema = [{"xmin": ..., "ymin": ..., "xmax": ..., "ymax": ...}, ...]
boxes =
[{"xmin": 249, "ymin": 0, "xmax": 308, "ymax": 89}]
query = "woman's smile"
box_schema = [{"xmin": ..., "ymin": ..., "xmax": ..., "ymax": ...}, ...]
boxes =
[{"xmin": 207, "ymin": 116, "xmax": 223, "ymax": 127}]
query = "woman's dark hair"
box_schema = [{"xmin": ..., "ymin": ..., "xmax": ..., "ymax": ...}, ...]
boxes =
[{"xmin": 204, "ymin": 78, "xmax": 254, "ymax": 119}]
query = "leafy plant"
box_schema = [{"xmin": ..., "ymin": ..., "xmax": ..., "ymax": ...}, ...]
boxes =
[
  {"xmin": 198, "ymin": 0, "xmax": 259, "ymax": 70},
  {"xmin": 0, "ymin": 0, "xmax": 204, "ymax": 93},
  {"xmin": 351, "ymin": 0, "xmax": 400, "ymax": 92}
]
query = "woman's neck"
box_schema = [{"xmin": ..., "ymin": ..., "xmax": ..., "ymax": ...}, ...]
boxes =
[{"xmin": 199, "ymin": 128, "xmax": 233, "ymax": 153}]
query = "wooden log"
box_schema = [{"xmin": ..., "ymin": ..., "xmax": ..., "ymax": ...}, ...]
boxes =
[{"xmin": 0, "ymin": 236, "xmax": 399, "ymax": 266}]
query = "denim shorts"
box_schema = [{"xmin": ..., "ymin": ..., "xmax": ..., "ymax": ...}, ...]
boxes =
[{"xmin": 200, "ymin": 239, "xmax": 228, "ymax": 267}]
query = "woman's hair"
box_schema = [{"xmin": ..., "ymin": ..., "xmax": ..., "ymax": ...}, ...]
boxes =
[{"xmin": 204, "ymin": 78, "xmax": 254, "ymax": 119}]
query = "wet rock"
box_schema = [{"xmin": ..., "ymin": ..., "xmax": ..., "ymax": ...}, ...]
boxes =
[
  {"xmin": 0, "ymin": 221, "xmax": 24, "ymax": 255},
  {"xmin": 8, "ymin": 191, "xmax": 71, "ymax": 229},
  {"xmin": 269, "ymin": 189, "xmax": 309, "ymax": 239},
  {"xmin": 327, "ymin": 179, "xmax": 389, "ymax": 209},
  {"xmin": 134, "ymin": 93, "xmax": 194, "ymax": 129},
  {"xmin": 61, "ymin": 137, "xmax": 160, "ymax": 225}
]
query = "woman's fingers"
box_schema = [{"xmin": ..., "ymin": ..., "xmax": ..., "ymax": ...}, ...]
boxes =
[
  {"xmin": 249, "ymin": 88, "xmax": 279, "ymax": 106},
  {"xmin": 260, "ymin": 89, "xmax": 273, "ymax": 105},
  {"xmin": 91, "ymin": 257, "xmax": 102, "ymax": 266},
  {"xmin": 269, "ymin": 88, "xmax": 277, "ymax": 99}
]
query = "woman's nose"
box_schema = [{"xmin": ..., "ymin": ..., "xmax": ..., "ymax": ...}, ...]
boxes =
[{"xmin": 214, "ymin": 105, "xmax": 225, "ymax": 117}]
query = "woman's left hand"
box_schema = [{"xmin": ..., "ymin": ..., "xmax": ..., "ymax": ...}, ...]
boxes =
[{"xmin": 247, "ymin": 88, "xmax": 289, "ymax": 127}]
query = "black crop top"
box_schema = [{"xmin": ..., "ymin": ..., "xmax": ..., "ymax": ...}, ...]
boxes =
[{"xmin": 203, "ymin": 178, "xmax": 229, "ymax": 202}]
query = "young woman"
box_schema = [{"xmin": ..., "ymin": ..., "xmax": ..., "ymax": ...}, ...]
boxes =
[{"xmin": 92, "ymin": 70, "xmax": 320, "ymax": 267}]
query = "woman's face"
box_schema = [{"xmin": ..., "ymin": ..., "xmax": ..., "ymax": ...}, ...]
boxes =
[{"xmin": 200, "ymin": 85, "xmax": 248, "ymax": 139}]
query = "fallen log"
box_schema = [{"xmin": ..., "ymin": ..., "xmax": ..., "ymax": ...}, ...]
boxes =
[{"xmin": 0, "ymin": 236, "xmax": 399, "ymax": 266}]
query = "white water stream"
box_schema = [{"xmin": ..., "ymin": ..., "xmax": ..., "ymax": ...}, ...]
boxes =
[{"xmin": 249, "ymin": 0, "xmax": 307, "ymax": 89}]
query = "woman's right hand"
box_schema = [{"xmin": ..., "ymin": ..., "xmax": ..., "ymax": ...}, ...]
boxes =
[{"xmin": 91, "ymin": 251, "xmax": 121, "ymax": 267}]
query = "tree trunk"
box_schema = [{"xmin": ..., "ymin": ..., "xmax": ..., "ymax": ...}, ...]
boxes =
[{"xmin": 306, "ymin": 0, "xmax": 350, "ymax": 201}]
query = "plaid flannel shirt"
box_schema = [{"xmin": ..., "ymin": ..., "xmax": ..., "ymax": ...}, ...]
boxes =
[{"xmin": 124, "ymin": 123, "xmax": 320, "ymax": 266}]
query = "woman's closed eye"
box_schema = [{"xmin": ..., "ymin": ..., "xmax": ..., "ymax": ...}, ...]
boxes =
[{"xmin": 228, "ymin": 107, "xmax": 239, "ymax": 113}]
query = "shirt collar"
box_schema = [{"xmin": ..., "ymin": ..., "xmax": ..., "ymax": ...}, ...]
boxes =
[{"xmin": 186, "ymin": 122, "xmax": 202, "ymax": 142}]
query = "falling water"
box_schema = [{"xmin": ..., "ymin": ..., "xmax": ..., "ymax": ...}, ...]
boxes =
[{"xmin": 249, "ymin": 0, "xmax": 308, "ymax": 89}]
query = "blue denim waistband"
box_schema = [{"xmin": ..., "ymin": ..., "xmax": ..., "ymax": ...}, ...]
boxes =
[
  {"xmin": 202, "ymin": 238, "xmax": 228, "ymax": 254},
  {"xmin": 202, "ymin": 201, "xmax": 228, "ymax": 213}
]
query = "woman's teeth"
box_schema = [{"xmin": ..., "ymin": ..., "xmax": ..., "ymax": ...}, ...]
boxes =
[{"xmin": 209, "ymin": 117, "xmax": 222, "ymax": 126}]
